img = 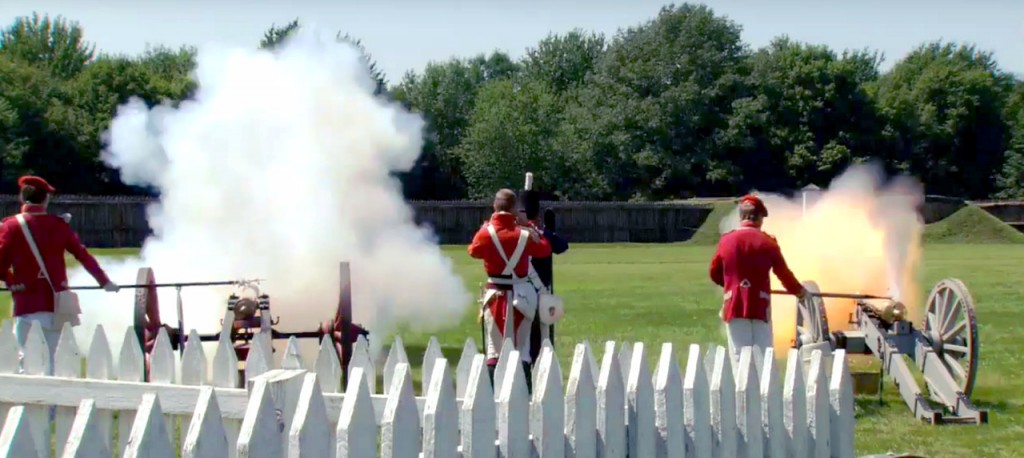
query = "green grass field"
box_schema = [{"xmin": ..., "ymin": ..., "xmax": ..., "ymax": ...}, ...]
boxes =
[{"xmin": 2, "ymin": 241, "xmax": 1021, "ymax": 457}]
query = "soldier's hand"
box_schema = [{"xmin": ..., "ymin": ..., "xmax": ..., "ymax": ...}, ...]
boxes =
[
  {"xmin": 104, "ymin": 282, "xmax": 120, "ymax": 293},
  {"xmin": 529, "ymin": 228, "xmax": 541, "ymax": 242}
]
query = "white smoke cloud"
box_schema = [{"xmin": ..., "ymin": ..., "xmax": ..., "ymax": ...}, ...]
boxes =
[{"xmin": 70, "ymin": 28, "xmax": 472, "ymax": 366}]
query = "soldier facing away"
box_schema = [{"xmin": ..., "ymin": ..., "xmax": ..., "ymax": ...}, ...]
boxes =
[
  {"xmin": 709, "ymin": 194, "xmax": 807, "ymax": 364},
  {"xmin": 0, "ymin": 176, "xmax": 120, "ymax": 374},
  {"xmin": 468, "ymin": 189, "xmax": 552, "ymax": 390}
]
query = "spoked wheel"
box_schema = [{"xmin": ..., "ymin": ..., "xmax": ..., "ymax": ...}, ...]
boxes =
[
  {"xmin": 923, "ymin": 278, "xmax": 979, "ymax": 398},
  {"xmin": 794, "ymin": 281, "xmax": 831, "ymax": 348}
]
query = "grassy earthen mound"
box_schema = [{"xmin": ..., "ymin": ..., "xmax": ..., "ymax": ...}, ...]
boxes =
[{"xmin": 923, "ymin": 204, "xmax": 1024, "ymax": 244}]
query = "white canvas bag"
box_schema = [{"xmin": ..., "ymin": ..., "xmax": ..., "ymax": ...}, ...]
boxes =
[{"xmin": 16, "ymin": 214, "xmax": 81, "ymax": 327}]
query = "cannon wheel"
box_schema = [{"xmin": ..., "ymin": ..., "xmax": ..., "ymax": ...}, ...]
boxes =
[
  {"xmin": 794, "ymin": 281, "xmax": 831, "ymax": 348},
  {"xmin": 133, "ymin": 267, "xmax": 163, "ymax": 355},
  {"xmin": 923, "ymin": 278, "xmax": 979, "ymax": 398}
]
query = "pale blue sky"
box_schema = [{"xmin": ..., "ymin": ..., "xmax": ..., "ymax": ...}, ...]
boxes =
[{"xmin": 3, "ymin": 0, "xmax": 1021, "ymax": 82}]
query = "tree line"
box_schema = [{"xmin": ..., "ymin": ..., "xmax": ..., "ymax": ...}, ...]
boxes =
[{"xmin": 2, "ymin": 5, "xmax": 1022, "ymax": 201}]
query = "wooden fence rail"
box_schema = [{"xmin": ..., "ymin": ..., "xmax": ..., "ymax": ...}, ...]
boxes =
[{"xmin": 0, "ymin": 319, "xmax": 856, "ymax": 457}]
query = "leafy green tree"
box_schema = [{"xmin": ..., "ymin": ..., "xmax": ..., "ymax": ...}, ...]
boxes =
[
  {"xmin": 258, "ymin": 20, "xmax": 387, "ymax": 94},
  {"xmin": 720, "ymin": 37, "xmax": 884, "ymax": 192},
  {"xmin": 259, "ymin": 19, "xmax": 301, "ymax": 50},
  {"xmin": 870, "ymin": 42, "xmax": 1014, "ymax": 199},
  {"xmin": 453, "ymin": 78, "xmax": 565, "ymax": 197},
  {"xmin": 556, "ymin": 3, "xmax": 748, "ymax": 200},
  {"xmin": 0, "ymin": 13, "xmax": 95, "ymax": 80},
  {"xmin": 391, "ymin": 52, "xmax": 520, "ymax": 199},
  {"xmin": 521, "ymin": 29, "xmax": 605, "ymax": 94},
  {"xmin": 996, "ymin": 81, "xmax": 1024, "ymax": 198}
]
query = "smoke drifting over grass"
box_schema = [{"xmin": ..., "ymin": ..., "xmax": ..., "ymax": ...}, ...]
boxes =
[
  {"xmin": 69, "ymin": 28, "xmax": 472, "ymax": 362},
  {"xmin": 719, "ymin": 162, "xmax": 925, "ymax": 351}
]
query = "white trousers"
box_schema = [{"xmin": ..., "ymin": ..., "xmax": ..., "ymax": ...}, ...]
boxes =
[
  {"xmin": 726, "ymin": 318, "xmax": 772, "ymax": 366},
  {"xmin": 14, "ymin": 312, "xmax": 60, "ymax": 376}
]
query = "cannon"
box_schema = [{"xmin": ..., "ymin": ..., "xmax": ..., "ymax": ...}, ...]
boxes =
[
  {"xmin": 132, "ymin": 262, "xmax": 368, "ymax": 386},
  {"xmin": 784, "ymin": 278, "xmax": 987, "ymax": 425}
]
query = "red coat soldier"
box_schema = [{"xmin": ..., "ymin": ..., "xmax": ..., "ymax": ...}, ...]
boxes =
[
  {"xmin": 0, "ymin": 176, "xmax": 119, "ymax": 372},
  {"xmin": 709, "ymin": 194, "xmax": 806, "ymax": 364},
  {"xmin": 468, "ymin": 189, "xmax": 551, "ymax": 388}
]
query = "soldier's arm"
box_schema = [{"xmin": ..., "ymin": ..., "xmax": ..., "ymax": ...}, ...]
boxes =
[
  {"xmin": 63, "ymin": 224, "xmax": 111, "ymax": 286},
  {"xmin": 709, "ymin": 245, "xmax": 724, "ymax": 287},
  {"xmin": 0, "ymin": 223, "xmax": 13, "ymax": 284},
  {"xmin": 467, "ymin": 227, "xmax": 490, "ymax": 259},
  {"xmin": 526, "ymin": 227, "xmax": 552, "ymax": 258},
  {"xmin": 770, "ymin": 242, "xmax": 804, "ymax": 295},
  {"xmin": 544, "ymin": 228, "xmax": 569, "ymax": 254}
]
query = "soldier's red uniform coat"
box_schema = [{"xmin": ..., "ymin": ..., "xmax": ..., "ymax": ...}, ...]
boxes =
[
  {"xmin": 709, "ymin": 220, "xmax": 803, "ymax": 322},
  {"xmin": 468, "ymin": 212, "xmax": 551, "ymax": 362},
  {"xmin": 0, "ymin": 204, "xmax": 111, "ymax": 316}
]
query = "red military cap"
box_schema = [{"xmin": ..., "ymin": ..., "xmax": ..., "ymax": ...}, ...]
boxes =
[
  {"xmin": 739, "ymin": 193, "xmax": 768, "ymax": 217},
  {"xmin": 18, "ymin": 175, "xmax": 56, "ymax": 193}
]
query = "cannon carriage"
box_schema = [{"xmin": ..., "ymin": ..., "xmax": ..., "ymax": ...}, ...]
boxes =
[
  {"xmin": 132, "ymin": 262, "xmax": 368, "ymax": 386},
  {"xmin": 788, "ymin": 278, "xmax": 986, "ymax": 424}
]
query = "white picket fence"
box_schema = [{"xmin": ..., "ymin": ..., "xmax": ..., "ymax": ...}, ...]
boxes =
[{"xmin": 0, "ymin": 319, "xmax": 856, "ymax": 457}]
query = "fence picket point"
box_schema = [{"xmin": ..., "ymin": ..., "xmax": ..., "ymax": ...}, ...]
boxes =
[
  {"xmin": 653, "ymin": 343, "xmax": 684, "ymax": 458},
  {"xmin": 761, "ymin": 347, "xmax": 786, "ymax": 457},
  {"xmin": 85, "ymin": 324, "xmax": 115, "ymax": 454},
  {"xmin": 151, "ymin": 327, "xmax": 176, "ymax": 384},
  {"xmin": 423, "ymin": 358, "xmax": 458, "ymax": 458},
  {"xmin": 182, "ymin": 386, "xmax": 229, "ymax": 458},
  {"xmin": 530, "ymin": 346, "xmax": 564, "ymax": 457},
  {"xmin": 289, "ymin": 373, "xmax": 332, "ymax": 457},
  {"xmin": 783, "ymin": 348, "xmax": 808, "ymax": 458},
  {"xmin": 212, "ymin": 329, "xmax": 242, "ymax": 457},
  {"xmin": 627, "ymin": 342, "xmax": 655, "ymax": 458},
  {"xmin": 383, "ymin": 337, "xmax": 409, "ymax": 397},
  {"xmin": 282, "ymin": 336, "xmax": 304, "ymax": 370},
  {"xmin": 182, "ymin": 329, "xmax": 208, "ymax": 386},
  {"xmin": 459, "ymin": 355, "xmax": 495, "ymax": 458},
  {"xmin": 565, "ymin": 343, "xmax": 597, "ymax": 458},
  {"xmin": 22, "ymin": 321, "xmax": 50, "ymax": 454},
  {"xmin": 381, "ymin": 362, "xmax": 419, "ymax": 458},
  {"xmin": 455, "ymin": 337, "xmax": 478, "ymax": 399},
  {"xmin": 683, "ymin": 343, "xmax": 711, "ymax": 458},
  {"xmin": 829, "ymin": 349, "xmax": 855, "ymax": 458},
  {"xmin": 213, "ymin": 330, "xmax": 240, "ymax": 389},
  {"xmin": 336, "ymin": 367, "xmax": 377, "ymax": 458},
  {"xmin": 736, "ymin": 347, "xmax": 763, "ymax": 458},
  {"xmin": 0, "ymin": 406, "xmax": 39, "ymax": 458},
  {"xmin": 422, "ymin": 337, "xmax": 444, "ymax": 396},
  {"xmin": 493, "ymin": 337, "xmax": 514, "ymax": 399},
  {"xmin": 806, "ymin": 350, "xmax": 831, "ymax": 457},
  {"xmin": 709, "ymin": 345, "xmax": 737, "ymax": 458},
  {"xmin": 349, "ymin": 335, "xmax": 375, "ymax": 395},
  {"xmin": 314, "ymin": 337, "xmax": 342, "ymax": 394},
  {"xmin": 237, "ymin": 376, "xmax": 283, "ymax": 457},
  {"xmin": 54, "ymin": 322, "xmax": 83, "ymax": 457},
  {"xmin": 596, "ymin": 341, "xmax": 625, "ymax": 458},
  {"xmin": 123, "ymin": 393, "xmax": 175, "ymax": 458},
  {"xmin": 245, "ymin": 333, "xmax": 272, "ymax": 382},
  {"xmin": 582, "ymin": 340, "xmax": 599, "ymax": 383},
  {"xmin": 617, "ymin": 341, "xmax": 632, "ymax": 408},
  {"xmin": 63, "ymin": 399, "xmax": 110, "ymax": 457},
  {"xmin": 498, "ymin": 350, "xmax": 529, "ymax": 458}
]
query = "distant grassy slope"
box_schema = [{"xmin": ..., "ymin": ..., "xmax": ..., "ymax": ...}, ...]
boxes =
[
  {"xmin": 685, "ymin": 201, "xmax": 736, "ymax": 245},
  {"xmin": 924, "ymin": 204, "xmax": 1024, "ymax": 244}
]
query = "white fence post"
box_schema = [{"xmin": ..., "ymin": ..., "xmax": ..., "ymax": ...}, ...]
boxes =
[
  {"xmin": 381, "ymin": 362, "xmax": 419, "ymax": 458},
  {"xmin": 182, "ymin": 386, "xmax": 229, "ymax": 458},
  {"xmin": 54, "ymin": 322, "xmax": 82, "ymax": 457},
  {"xmin": 423, "ymin": 358, "xmax": 458, "ymax": 458},
  {"xmin": 530, "ymin": 346, "xmax": 564, "ymax": 457},
  {"xmin": 123, "ymin": 393, "xmax": 175, "ymax": 458},
  {"xmin": 627, "ymin": 342, "xmax": 655, "ymax": 458},
  {"xmin": 735, "ymin": 347, "xmax": 763, "ymax": 458},
  {"xmin": 761, "ymin": 347, "xmax": 786, "ymax": 457},
  {"xmin": 459, "ymin": 354, "xmax": 495, "ymax": 458},
  {"xmin": 653, "ymin": 343, "xmax": 684, "ymax": 458},
  {"xmin": 289, "ymin": 373, "xmax": 332, "ymax": 457},
  {"xmin": 498, "ymin": 350, "xmax": 530, "ymax": 457},
  {"xmin": 806, "ymin": 350, "xmax": 831, "ymax": 457},
  {"xmin": 829, "ymin": 349, "xmax": 855, "ymax": 458},
  {"xmin": 336, "ymin": 367, "xmax": 377, "ymax": 458},
  {"xmin": 565, "ymin": 343, "xmax": 597, "ymax": 458},
  {"xmin": 707, "ymin": 345, "xmax": 736, "ymax": 458},
  {"xmin": 683, "ymin": 344, "xmax": 711, "ymax": 458},
  {"xmin": 596, "ymin": 341, "xmax": 625, "ymax": 458},
  {"xmin": 63, "ymin": 399, "xmax": 111, "ymax": 457}
]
